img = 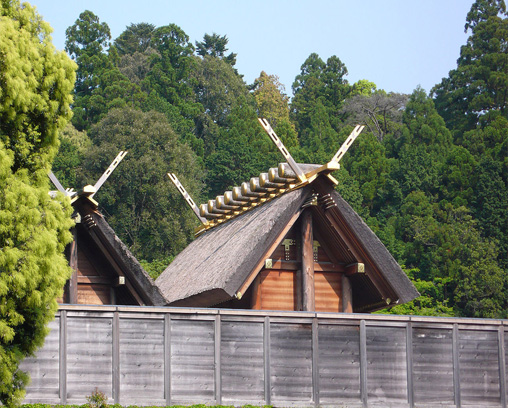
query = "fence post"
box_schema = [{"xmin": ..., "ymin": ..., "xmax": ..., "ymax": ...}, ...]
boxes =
[
  {"xmin": 214, "ymin": 314, "xmax": 222, "ymax": 405},
  {"xmin": 453, "ymin": 323, "xmax": 461, "ymax": 408},
  {"xmin": 264, "ymin": 316, "xmax": 271, "ymax": 405},
  {"xmin": 360, "ymin": 320, "xmax": 368, "ymax": 408},
  {"xmin": 312, "ymin": 317, "xmax": 319, "ymax": 406},
  {"xmin": 498, "ymin": 326, "xmax": 506, "ymax": 408},
  {"xmin": 164, "ymin": 313, "xmax": 171, "ymax": 406},
  {"xmin": 59, "ymin": 310, "xmax": 67, "ymax": 404},
  {"xmin": 406, "ymin": 322, "xmax": 414, "ymax": 408},
  {"xmin": 112, "ymin": 311, "xmax": 120, "ymax": 404}
]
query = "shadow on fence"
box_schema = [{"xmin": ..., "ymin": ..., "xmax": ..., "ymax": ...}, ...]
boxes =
[{"xmin": 21, "ymin": 305, "xmax": 508, "ymax": 408}]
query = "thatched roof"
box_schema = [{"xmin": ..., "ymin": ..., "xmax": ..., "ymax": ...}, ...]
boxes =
[
  {"xmin": 324, "ymin": 189, "xmax": 419, "ymax": 306},
  {"xmin": 157, "ymin": 173, "xmax": 419, "ymax": 310},
  {"xmin": 156, "ymin": 187, "xmax": 309, "ymax": 306},
  {"xmin": 73, "ymin": 196, "xmax": 168, "ymax": 306}
]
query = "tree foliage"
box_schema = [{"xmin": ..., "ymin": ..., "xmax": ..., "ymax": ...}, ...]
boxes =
[
  {"xmin": 81, "ymin": 108, "xmax": 204, "ymax": 261},
  {"xmin": 51, "ymin": 1, "xmax": 508, "ymax": 319},
  {"xmin": 196, "ymin": 32, "xmax": 237, "ymax": 66},
  {"xmin": 432, "ymin": 0, "xmax": 508, "ymax": 134},
  {"xmin": 0, "ymin": 1, "xmax": 75, "ymax": 404}
]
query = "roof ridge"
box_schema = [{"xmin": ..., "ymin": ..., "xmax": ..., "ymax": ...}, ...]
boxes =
[{"xmin": 168, "ymin": 120, "xmax": 365, "ymax": 236}]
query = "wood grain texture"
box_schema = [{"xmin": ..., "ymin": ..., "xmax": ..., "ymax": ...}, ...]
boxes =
[
  {"xmin": 77, "ymin": 284, "xmax": 111, "ymax": 305},
  {"xmin": 170, "ymin": 319, "xmax": 215, "ymax": 402},
  {"xmin": 22, "ymin": 307, "xmax": 508, "ymax": 408},
  {"xmin": 119, "ymin": 318, "xmax": 164, "ymax": 403},
  {"xmin": 459, "ymin": 329, "xmax": 501, "ymax": 405},
  {"xmin": 366, "ymin": 325, "xmax": 408, "ymax": 405},
  {"xmin": 66, "ymin": 316, "xmax": 113, "ymax": 401},
  {"xmin": 270, "ymin": 323, "xmax": 313, "ymax": 402},
  {"xmin": 259, "ymin": 270, "xmax": 296, "ymax": 310},
  {"xmin": 412, "ymin": 327, "xmax": 454, "ymax": 404},
  {"xmin": 314, "ymin": 272, "xmax": 341, "ymax": 313},
  {"xmin": 342, "ymin": 275, "xmax": 353, "ymax": 313},
  {"xmin": 301, "ymin": 210, "xmax": 315, "ymax": 311},
  {"xmin": 221, "ymin": 321, "xmax": 265, "ymax": 403},
  {"xmin": 318, "ymin": 324, "xmax": 361, "ymax": 403},
  {"xmin": 19, "ymin": 318, "xmax": 60, "ymax": 400}
]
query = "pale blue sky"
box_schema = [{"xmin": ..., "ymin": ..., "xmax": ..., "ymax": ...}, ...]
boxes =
[{"xmin": 29, "ymin": 0, "xmax": 474, "ymax": 96}]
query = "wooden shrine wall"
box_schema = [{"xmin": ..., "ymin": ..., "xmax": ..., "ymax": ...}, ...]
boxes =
[
  {"xmin": 251, "ymin": 224, "xmax": 345, "ymax": 313},
  {"xmin": 21, "ymin": 305, "xmax": 507, "ymax": 407}
]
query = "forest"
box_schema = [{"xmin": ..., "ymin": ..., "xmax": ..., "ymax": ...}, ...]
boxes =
[
  {"xmin": 0, "ymin": 0, "xmax": 506, "ymax": 403},
  {"xmin": 48, "ymin": 0, "xmax": 508, "ymax": 319}
]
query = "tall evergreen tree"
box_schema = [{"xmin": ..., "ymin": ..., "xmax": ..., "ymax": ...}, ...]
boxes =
[
  {"xmin": 0, "ymin": 1, "xmax": 75, "ymax": 404},
  {"xmin": 65, "ymin": 10, "xmax": 112, "ymax": 129},
  {"xmin": 82, "ymin": 108, "xmax": 204, "ymax": 261},
  {"xmin": 113, "ymin": 22, "xmax": 155, "ymax": 56},
  {"xmin": 432, "ymin": 0, "xmax": 508, "ymax": 134},
  {"xmin": 291, "ymin": 53, "xmax": 350, "ymax": 136},
  {"xmin": 143, "ymin": 24, "xmax": 203, "ymax": 152},
  {"xmin": 196, "ymin": 33, "xmax": 237, "ymax": 66}
]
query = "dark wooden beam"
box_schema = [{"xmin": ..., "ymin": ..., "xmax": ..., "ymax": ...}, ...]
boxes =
[
  {"xmin": 86, "ymin": 226, "xmax": 145, "ymax": 306},
  {"xmin": 68, "ymin": 228, "xmax": 78, "ymax": 304},
  {"xmin": 345, "ymin": 262, "xmax": 365, "ymax": 276},
  {"xmin": 264, "ymin": 259, "xmax": 345, "ymax": 272},
  {"xmin": 342, "ymin": 275, "xmax": 353, "ymax": 313},
  {"xmin": 301, "ymin": 209, "xmax": 315, "ymax": 311},
  {"xmin": 295, "ymin": 269, "xmax": 303, "ymax": 311},
  {"xmin": 77, "ymin": 276, "xmax": 114, "ymax": 285},
  {"xmin": 312, "ymin": 177, "xmax": 396, "ymax": 302},
  {"xmin": 237, "ymin": 209, "xmax": 303, "ymax": 298},
  {"xmin": 250, "ymin": 275, "xmax": 261, "ymax": 309}
]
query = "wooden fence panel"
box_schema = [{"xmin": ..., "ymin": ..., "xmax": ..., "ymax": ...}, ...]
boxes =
[
  {"xmin": 118, "ymin": 317, "xmax": 165, "ymax": 404},
  {"xmin": 170, "ymin": 318, "xmax": 215, "ymax": 403},
  {"xmin": 20, "ymin": 318, "xmax": 60, "ymax": 403},
  {"xmin": 20, "ymin": 307, "xmax": 508, "ymax": 407},
  {"xmin": 270, "ymin": 322, "xmax": 313, "ymax": 403},
  {"xmin": 412, "ymin": 326, "xmax": 454, "ymax": 405},
  {"xmin": 220, "ymin": 320, "xmax": 265, "ymax": 404},
  {"xmin": 66, "ymin": 314, "xmax": 113, "ymax": 403},
  {"xmin": 318, "ymin": 323, "xmax": 361, "ymax": 404},
  {"xmin": 366, "ymin": 325, "xmax": 408, "ymax": 405},
  {"xmin": 459, "ymin": 328, "xmax": 502, "ymax": 407}
]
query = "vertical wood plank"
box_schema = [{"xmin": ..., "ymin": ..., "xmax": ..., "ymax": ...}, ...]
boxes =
[
  {"xmin": 295, "ymin": 269, "xmax": 303, "ymax": 311},
  {"xmin": 221, "ymin": 321, "xmax": 264, "ymax": 401},
  {"xmin": 164, "ymin": 314, "xmax": 171, "ymax": 406},
  {"xmin": 360, "ymin": 320, "xmax": 368, "ymax": 408},
  {"xmin": 342, "ymin": 274, "xmax": 352, "ymax": 313},
  {"xmin": 251, "ymin": 275, "xmax": 261, "ymax": 309},
  {"xmin": 112, "ymin": 311, "xmax": 120, "ymax": 404},
  {"xmin": 406, "ymin": 322, "xmax": 414, "ymax": 408},
  {"xmin": 59, "ymin": 310, "xmax": 67, "ymax": 404},
  {"xmin": 301, "ymin": 210, "xmax": 315, "ymax": 311},
  {"xmin": 312, "ymin": 318, "xmax": 319, "ymax": 406},
  {"xmin": 214, "ymin": 314, "xmax": 221, "ymax": 405},
  {"xmin": 264, "ymin": 316, "xmax": 271, "ymax": 405},
  {"xmin": 453, "ymin": 323, "xmax": 461, "ymax": 408},
  {"xmin": 69, "ymin": 229, "xmax": 78, "ymax": 304},
  {"xmin": 499, "ymin": 327, "xmax": 506, "ymax": 408}
]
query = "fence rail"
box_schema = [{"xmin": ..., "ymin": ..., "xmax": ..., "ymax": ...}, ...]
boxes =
[{"xmin": 21, "ymin": 305, "xmax": 508, "ymax": 407}]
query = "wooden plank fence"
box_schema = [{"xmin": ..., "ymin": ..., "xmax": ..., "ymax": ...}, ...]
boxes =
[{"xmin": 20, "ymin": 305, "xmax": 508, "ymax": 407}]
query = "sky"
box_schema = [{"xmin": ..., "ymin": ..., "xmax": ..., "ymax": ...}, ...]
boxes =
[{"xmin": 28, "ymin": 0, "xmax": 475, "ymax": 97}]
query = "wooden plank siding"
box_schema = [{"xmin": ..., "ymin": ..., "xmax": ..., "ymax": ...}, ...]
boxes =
[
  {"xmin": 21, "ymin": 318, "xmax": 60, "ymax": 403},
  {"xmin": 66, "ymin": 314, "xmax": 113, "ymax": 403},
  {"xmin": 119, "ymin": 318, "xmax": 165, "ymax": 404},
  {"xmin": 221, "ymin": 320, "xmax": 265, "ymax": 404},
  {"xmin": 412, "ymin": 327, "xmax": 455, "ymax": 404},
  {"xmin": 459, "ymin": 329, "xmax": 502, "ymax": 405},
  {"xmin": 21, "ymin": 306, "xmax": 508, "ymax": 407}
]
